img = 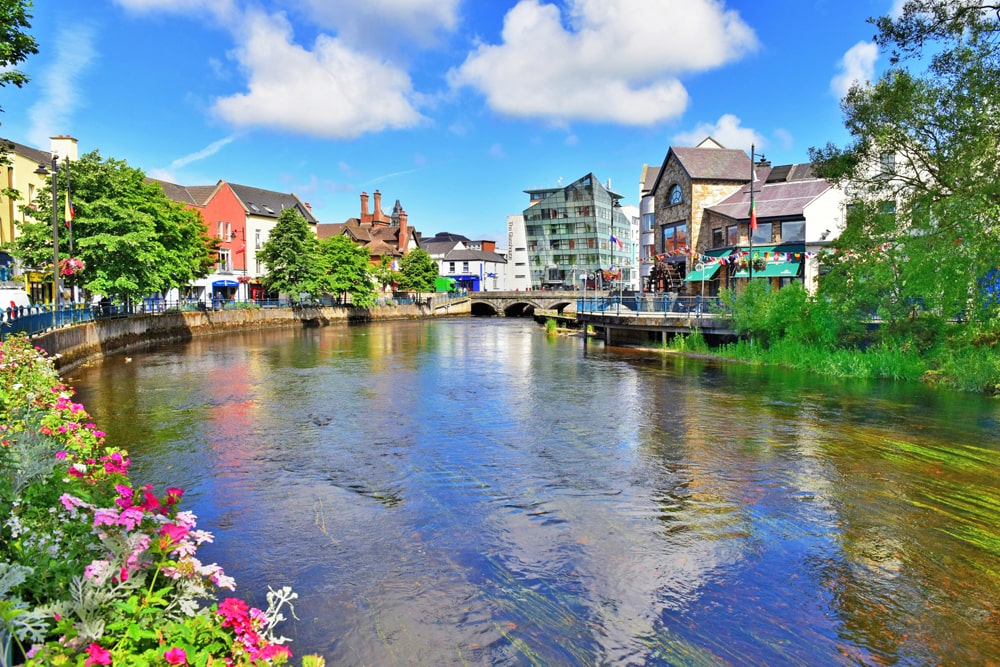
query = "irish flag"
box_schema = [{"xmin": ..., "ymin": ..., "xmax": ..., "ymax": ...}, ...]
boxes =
[{"xmin": 749, "ymin": 199, "xmax": 758, "ymax": 232}]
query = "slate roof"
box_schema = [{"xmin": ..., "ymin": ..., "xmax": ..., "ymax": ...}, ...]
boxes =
[
  {"xmin": 228, "ymin": 183, "xmax": 317, "ymax": 223},
  {"xmin": 146, "ymin": 178, "xmax": 203, "ymax": 206},
  {"xmin": 640, "ymin": 164, "xmax": 660, "ymax": 196},
  {"xmin": 2, "ymin": 138, "xmax": 50, "ymax": 165},
  {"xmin": 706, "ymin": 176, "xmax": 832, "ymax": 221},
  {"xmin": 648, "ymin": 139, "xmax": 755, "ymax": 198},
  {"xmin": 443, "ymin": 248, "xmax": 507, "ymax": 263}
]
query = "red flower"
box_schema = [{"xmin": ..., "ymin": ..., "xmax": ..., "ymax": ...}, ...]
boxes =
[
  {"xmin": 164, "ymin": 647, "xmax": 187, "ymax": 665},
  {"xmin": 84, "ymin": 642, "xmax": 112, "ymax": 666}
]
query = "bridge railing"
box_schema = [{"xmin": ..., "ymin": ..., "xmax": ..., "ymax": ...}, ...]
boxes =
[{"xmin": 578, "ymin": 295, "xmax": 730, "ymax": 317}]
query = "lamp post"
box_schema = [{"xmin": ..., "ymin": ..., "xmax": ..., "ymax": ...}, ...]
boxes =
[{"xmin": 35, "ymin": 157, "xmax": 60, "ymax": 330}]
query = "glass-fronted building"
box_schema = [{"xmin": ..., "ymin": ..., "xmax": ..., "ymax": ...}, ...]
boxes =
[{"xmin": 522, "ymin": 173, "xmax": 632, "ymax": 290}]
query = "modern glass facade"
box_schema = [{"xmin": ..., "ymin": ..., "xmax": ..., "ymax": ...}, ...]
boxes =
[{"xmin": 522, "ymin": 173, "xmax": 631, "ymax": 290}]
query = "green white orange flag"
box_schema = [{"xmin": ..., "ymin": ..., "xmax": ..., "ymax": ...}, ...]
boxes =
[{"xmin": 749, "ymin": 199, "xmax": 758, "ymax": 232}]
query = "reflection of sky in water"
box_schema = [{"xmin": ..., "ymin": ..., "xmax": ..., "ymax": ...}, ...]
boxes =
[{"xmin": 68, "ymin": 319, "xmax": 1000, "ymax": 666}]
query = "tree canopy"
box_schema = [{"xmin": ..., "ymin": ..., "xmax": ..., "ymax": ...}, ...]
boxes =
[
  {"xmin": 257, "ymin": 207, "xmax": 322, "ymax": 299},
  {"xmin": 810, "ymin": 0, "xmax": 1000, "ymax": 333},
  {"xmin": 0, "ymin": 0, "xmax": 37, "ymax": 111},
  {"xmin": 12, "ymin": 150, "xmax": 216, "ymax": 303},
  {"xmin": 396, "ymin": 247, "xmax": 437, "ymax": 292},
  {"xmin": 317, "ymin": 233, "xmax": 376, "ymax": 307}
]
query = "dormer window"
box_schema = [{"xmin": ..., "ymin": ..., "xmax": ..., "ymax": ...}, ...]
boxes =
[{"xmin": 668, "ymin": 184, "xmax": 683, "ymax": 206}]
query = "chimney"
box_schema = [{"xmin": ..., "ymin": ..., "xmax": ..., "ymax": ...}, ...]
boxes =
[
  {"xmin": 360, "ymin": 192, "xmax": 369, "ymax": 221},
  {"xmin": 50, "ymin": 135, "xmax": 79, "ymax": 162},
  {"xmin": 398, "ymin": 209, "xmax": 408, "ymax": 253},
  {"xmin": 373, "ymin": 190, "xmax": 382, "ymax": 221}
]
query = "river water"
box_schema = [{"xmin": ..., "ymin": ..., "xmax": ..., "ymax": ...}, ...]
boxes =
[{"xmin": 67, "ymin": 318, "xmax": 1000, "ymax": 666}]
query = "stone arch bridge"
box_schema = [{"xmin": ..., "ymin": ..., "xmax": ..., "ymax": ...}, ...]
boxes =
[{"xmin": 469, "ymin": 290, "xmax": 585, "ymax": 317}]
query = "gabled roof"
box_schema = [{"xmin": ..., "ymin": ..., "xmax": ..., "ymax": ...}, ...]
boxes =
[
  {"xmin": 227, "ymin": 182, "xmax": 318, "ymax": 223},
  {"xmin": 649, "ymin": 143, "xmax": 752, "ymax": 196},
  {"xmin": 2, "ymin": 138, "xmax": 50, "ymax": 165},
  {"xmin": 640, "ymin": 164, "xmax": 660, "ymax": 197},
  {"xmin": 443, "ymin": 248, "xmax": 507, "ymax": 263},
  {"xmin": 706, "ymin": 176, "xmax": 832, "ymax": 221},
  {"xmin": 146, "ymin": 178, "xmax": 203, "ymax": 206}
]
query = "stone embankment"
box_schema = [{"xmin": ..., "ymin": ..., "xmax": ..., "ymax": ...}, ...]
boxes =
[{"xmin": 35, "ymin": 298, "xmax": 470, "ymax": 370}]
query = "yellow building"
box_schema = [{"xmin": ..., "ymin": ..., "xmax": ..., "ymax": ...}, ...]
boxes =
[{"xmin": 0, "ymin": 135, "xmax": 78, "ymax": 302}]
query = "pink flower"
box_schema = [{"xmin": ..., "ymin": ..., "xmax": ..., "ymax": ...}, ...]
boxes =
[
  {"xmin": 165, "ymin": 487, "xmax": 185, "ymax": 505},
  {"xmin": 84, "ymin": 642, "xmax": 112, "ymax": 666},
  {"xmin": 163, "ymin": 647, "xmax": 187, "ymax": 665},
  {"xmin": 160, "ymin": 522, "xmax": 190, "ymax": 546}
]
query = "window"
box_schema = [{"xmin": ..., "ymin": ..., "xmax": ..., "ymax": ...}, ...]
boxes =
[
  {"xmin": 668, "ymin": 184, "xmax": 683, "ymax": 205},
  {"xmin": 226, "ymin": 222, "xmax": 231, "ymax": 239},
  {"xmin": 217, "ymin": 221, "xmax": 223, "ymax": 239},
  {"xmin": 752, "ymin": 222, "xmax": 772, "ymax": 244},
  {"xmin": 644, "ymin": 244, "xmax": 655, "ymax": 260},
  {"xmin": 780, "ymin": 221, "xmax": 805, "ymax": 242},
  {"xmin": 569, "ymin": 239, "xmax": 575, "ymax": 250},
  {"xmin": 588, "ymin": 238, "xmax": 595, "ymax": 248},
  {"xmin": 218, "ymin": 249, "xmax": 231, "ymax": 272},
  {"xmin": 712, "ymin": 228, "xmax": 724, "ymax": 248},
  {"xmin": 661, "ymin": 222, "xmax": 688, "ymax": 253},
  {"xmin": 448, "ymin": 262, "xmax": 456, "ymax": 273},
  {"xmin": 880, "ymin": 152, "xmax": 896, "ymax": 175},
  {"xmin": 255, "ymin": 230, "xmax": 261, "ymax": 249},
  {"xmin": 643, "ymin": 212, "xmax": 655, "ymax": 231},
  {"xmin": 727, "ymin": 225, "xmax": 738, "ymax": 246},
  {"xmin": 462, "ymin": 261, "xmax": 470, "ymax": 273}
]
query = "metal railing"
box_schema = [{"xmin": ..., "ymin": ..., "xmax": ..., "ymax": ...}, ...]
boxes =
[{"xmin": 577, "ymin": 294, "xmax": 730, "ymax": 317}]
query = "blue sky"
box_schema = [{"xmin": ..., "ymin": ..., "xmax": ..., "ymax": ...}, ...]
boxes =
[{"xmin": 5, "ymin": 0, "xmax": 901, "ymax": 244}]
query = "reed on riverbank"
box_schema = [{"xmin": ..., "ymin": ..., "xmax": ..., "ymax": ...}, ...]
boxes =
[{"xmin": 666, "ymin": 281, "xmax": 1000, "ymax": 395}]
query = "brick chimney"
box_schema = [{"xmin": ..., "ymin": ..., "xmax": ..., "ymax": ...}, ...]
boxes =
[
  {"xmin": 373, "ymin": 190, "xmax": 382, "ymax": 222},
  {"xmin": 360, "ymin": 192, "xmax": 370, "ymax": 221},
  {"xmin": 398, "ymin": 209, "xmax": 408, "ymax": 253}
]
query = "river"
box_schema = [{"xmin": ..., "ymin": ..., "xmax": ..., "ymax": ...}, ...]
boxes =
[{"xmin": 66, "ymin": 318, "xmax": 1000, "ymax": 666}]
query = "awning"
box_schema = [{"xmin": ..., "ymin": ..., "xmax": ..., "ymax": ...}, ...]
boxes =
[
  {"xmin": 684, "ymin": 248, "xmax": 732, "ymax": 282},
  {"xmin": 732, "ymin": 244, "xmax": 804, "ymax": 278},
  {"xmin": 212, "ymin": 279, "xmax": 238, "ymax": 287}
]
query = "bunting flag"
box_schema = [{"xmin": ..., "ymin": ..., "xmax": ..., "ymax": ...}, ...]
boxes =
[
  {"xmin": 235, "ymin": 244, "xmax": 245, "ymax": 255},
  {"xmin": 749, "ymin": 199, "xmax": 758, "ymax": 232}
]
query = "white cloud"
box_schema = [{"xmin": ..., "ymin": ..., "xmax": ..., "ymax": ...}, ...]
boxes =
[
  {"xmin": 672, "ymin": 114, "xmax": 764, "ymax": 152},
  {"xmin": 448, "ymin": 0, "xmax": 757, "ymax": 125},
  {"xmin": 293, "ymin": 0, "xmax": 460, "ymax": 51},
  {"xmin": 168, "ymin": 134, "xmax": 239, "ymax": 169},
  {"xmin": 212, "ymin": 10, "xmax": 425, "ymax": 139},
  {"xmin": 488, "ymin": 143, "xmax": 505, "ymax": 159},
  {"xmin": 113, "ymin": 0, "xmax": 237, "ymax": 21},
  {"xmin": 27, "ymin": 25, "xmax": 98, "ymax": 147},
  {"xmin": 831, "ymin": 41, "xmax": 879, "ymax": 99}
]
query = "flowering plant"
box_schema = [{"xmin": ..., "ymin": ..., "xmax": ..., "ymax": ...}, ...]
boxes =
[
  {"xmin": 59, "ymin": 257, "xmax": 85, "ymax": 276},
  {"xmin": 237, "ymin": 275, "xmax": 251, "ymax": 284},
  {"xmin": 0, "ymin": 335, "xmax": 321, "ymax": 666}
]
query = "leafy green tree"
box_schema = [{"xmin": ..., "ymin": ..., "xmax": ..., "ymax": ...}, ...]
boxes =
[
  {"xmin": 317, "ymin": 234, "xmax": 376, "ymax": 307},
  {"xmin": 371, "ymin": 255, "xmax": 401, "ymax": 292},
  {"xmin": 396, "ymin": 247, "xmax": 437, "ymax": 292},
  {"xmin": 257, "ymin": 207, "xmax": 322, "ymax": 299},
  {"xmin": 0, "ymin": 0, "xmax": 38, "ymax": 113},
  {"xmin": 810, "ymin": 1, "xmax": 1000, "ymax": 338},
  {"xmin": 12, "ymin": 150, "xmax": 216, "ymax": 303}
]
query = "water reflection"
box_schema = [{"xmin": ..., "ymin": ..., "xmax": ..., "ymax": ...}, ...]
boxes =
[{"xmin": 67, "ymin": 319, "xmax": 1000, "ymax": 665}]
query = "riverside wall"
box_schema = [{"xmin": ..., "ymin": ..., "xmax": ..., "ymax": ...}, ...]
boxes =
[{"xmin": 35, "ymin": 299, "xmax": 470, "ymax": 371}]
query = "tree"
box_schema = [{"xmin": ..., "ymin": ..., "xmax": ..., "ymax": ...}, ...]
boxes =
[
  {"xmin": 0, "ymin": 0, "xmax": 38, "ymax": 113},
  {"xmin": 11, "ymin": 150, "xmax": 216, "ymax": 303},
  {"xmin": 371, "ymin": 255, "xmax": 401, "ymax": 293},
  {"xmin": 317, "ymin": 234, "xmax": 376, "ymax": 307},
  {"xmin": 809, "ymin": 1, "xmax": 1000, "ymax": 336},
  {"xmin": 257, "ymin": 207, "xmax": 322, "ymax": 299},
  {"xmin": 396, "ymin": 248, "xmax": 437, "ymax": 292}
]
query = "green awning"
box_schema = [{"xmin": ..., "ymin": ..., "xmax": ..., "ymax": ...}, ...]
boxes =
[
  {"xmin": 684, "ymin": 263, "xmax": 722, "ymax": 282},
  {"xmin": 731, "ymin": 245, "xmax": 804, "ymax": 278},
  {"xmin": 684, "ymin": 248, "xmax": 732, "ymax": 282}
]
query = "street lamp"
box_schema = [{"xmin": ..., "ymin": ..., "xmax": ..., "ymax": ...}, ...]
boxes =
[
  {"xmin": 610, "ymin": 198, "xmax": 622, "ymax": 295},
  {"xmin": 35, "ymin": 157, "xmax": 60, "ymax": 330}
]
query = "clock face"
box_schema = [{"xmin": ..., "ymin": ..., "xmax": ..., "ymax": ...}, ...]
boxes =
[{"xmin": 669, "ymin": 185, "xmax": 683, "ymax": 205}]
